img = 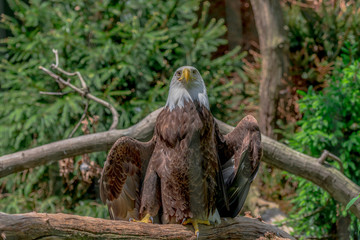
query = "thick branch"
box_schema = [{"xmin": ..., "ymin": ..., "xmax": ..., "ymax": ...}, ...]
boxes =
[
  {"xmin": 0, "ymin": 108, "xmax": 359, "ymax": 219},
  {"xmin": 261, "ymin": 134, "xmax": 360, "ymax": 219},
  {"xmin": 0, "ymin": 108, "xmax": 161, "ymax": 178},
  {"xmin": 0, "ymin": 212, "xmax": 294, "ymax": 240}
]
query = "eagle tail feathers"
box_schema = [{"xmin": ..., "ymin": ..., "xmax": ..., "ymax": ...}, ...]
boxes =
[{"xmin": 208, "ymin": 208, "xmax": 221, "ymax": 224}]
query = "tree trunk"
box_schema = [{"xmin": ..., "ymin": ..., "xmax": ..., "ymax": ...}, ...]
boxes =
[
  {"xmin": 336, "ymin": 215, "xmax": 351, "ymax": 240},
  {"xmin": 0, "ymin": 212, "xmax": 294, "ymax": 240},
  {"xmin": 225, "ymin": 0, "xmax": 243, "ymax": 50},
  {"xmin": 250, "ymin": 0, "xmax": 289, "ymax": 138}
]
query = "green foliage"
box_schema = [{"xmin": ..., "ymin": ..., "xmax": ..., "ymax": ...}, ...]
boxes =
[
  {"xmin": 0, "ymin": 0, "xmax": 246, "ymax": 217},
  {"xmin": 285, "ymin": 2, "xmax": 360, "ymax": 83},
  {"xmin": 276, "ymin": 2, "xmax": 360, "ymax": 129},
  {"xmin": 287, "ymin": 59, "xmax": 360, "ymax": 238},
  {"xmin": 276, "ymin": 5, "xmax": 360, "ymax": 235}
]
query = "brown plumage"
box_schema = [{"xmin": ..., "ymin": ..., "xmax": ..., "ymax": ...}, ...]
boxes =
[{"xmin": 100, "ymin": 66, "xmax": 262, "ymax": 225}]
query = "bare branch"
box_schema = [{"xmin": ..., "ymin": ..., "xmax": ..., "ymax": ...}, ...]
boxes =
[
  {"xmin": 0, "ymin": 212, "xmax": 294, "ymax": 240},
  {"xmin": 318, "ymin": 150, "xmax": 344, "ymax": 173},
  {"xmin": 52, "ymin": 49, "xmax": 59, "ymax": 67},
  {"xmin": 51, "ymin": 49, "xmax": 87, "ymax": 89},
  {"xmin": 39, "ymin": 66, "xmax": 119, "ymax": 130},
  {"xmin": 0, "ymin": 108, "xmax": 359, "ymax": 219},
  {"xmin": 39, "ymin": 91, "xmax": 71, "ymax": 96}
]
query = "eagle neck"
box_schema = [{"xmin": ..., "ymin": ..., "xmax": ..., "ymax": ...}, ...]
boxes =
[{"xmin": 165, "ymin": 81, "xmax": 209, "ymax": 111}]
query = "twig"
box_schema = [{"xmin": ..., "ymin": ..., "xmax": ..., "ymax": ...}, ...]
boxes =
[
  {"xmin": 50, "ymin": 49, "xmax": 87, "ymax": 89},
  {"xmin": 52, "ymin": 49, "xmax": 59, "ymax": 67},
  {"xmin": 39, "ymin": 63, "xmax": 119, "ymax": 130},
  {"xmin": 68, "ymin": 100, "xmax": 89, "ymax": 138},
  {"xmin": 318, "ymin": 150, "xmax": 344, "ymax": 173},
  {"xmin": 39, "ymin": 91, "xmax": 72, "ymax": 96}
]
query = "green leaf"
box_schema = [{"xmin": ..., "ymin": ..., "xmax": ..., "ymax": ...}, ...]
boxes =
[{"xmin": 345, "ymin": 194, "xmax": 360, "ymax": 211}]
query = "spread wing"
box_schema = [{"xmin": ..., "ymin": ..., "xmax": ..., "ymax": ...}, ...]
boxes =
[
  {"xmin": 100, "ymin": 136, "xmax": 155, "ymax": 220},
  {"xmin": 215, "ymin": 115, "xmax": 262, "ymax": 217}
]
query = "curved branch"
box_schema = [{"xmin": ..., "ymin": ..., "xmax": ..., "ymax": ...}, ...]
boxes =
[
  {"xmin": 0, "ymin": 108, "xmax": 359, "ymax": 219},
  {"xmin": 0, "ymin": 212, "xmax": 294, "ymax": 240},
  {"xmin": 0, "ymin": 108, "xmax": 162, "ymax": 178},
  {"xmin": 318, "ymin": 150, "xmax": 344, "ymax": 173}
]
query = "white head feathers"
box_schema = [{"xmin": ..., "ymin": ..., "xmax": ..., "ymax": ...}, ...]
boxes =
[{"xmin": 165, "ymin": 66, "xmax": 209, "ymax": 111}]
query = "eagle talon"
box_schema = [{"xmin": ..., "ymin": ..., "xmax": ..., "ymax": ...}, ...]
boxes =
[
  {"xmin": 182, "ymin": 218, "xmax": 210, "ymax": 237},
  {"xmin": 130, "ymin": 213, "xmax": 153, "ymax": 223}
]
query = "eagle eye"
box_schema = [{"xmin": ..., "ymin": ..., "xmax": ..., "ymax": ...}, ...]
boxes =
[
  {"xmin": 176, "ymin": 71, "xmax": 181, "ymax": 77},
  {"xmin": 192, "ymin": 70, "xmax": 196, "ymax": 74}
]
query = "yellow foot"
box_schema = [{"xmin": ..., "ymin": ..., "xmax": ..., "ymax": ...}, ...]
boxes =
[
  {"xmin": 182, "ymin": 218, "xmax": 210, "ymax": 238},
  {"xmin": 129, "ymin": 213, "xmax": 153, "ymax": 223}
]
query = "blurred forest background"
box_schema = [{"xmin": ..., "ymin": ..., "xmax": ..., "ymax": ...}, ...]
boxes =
[{"xmin": 0, "ymin": 0, "xmax": 360, "ymax": 239}]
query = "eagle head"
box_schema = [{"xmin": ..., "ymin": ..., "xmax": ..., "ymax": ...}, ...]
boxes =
[{"xmin": 165, "ymin": 66, "xmax": 209, "ymax": 111}]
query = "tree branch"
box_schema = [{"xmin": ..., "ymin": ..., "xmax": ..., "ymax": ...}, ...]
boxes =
[
  {"xmin": 39, "ymin": 50, "xmax": 119, "ymax": 130},
  {"xmin": 0, "ymin": 212, "xmax": 294, "ymax": 240},
  {"xmin": 318, "ymin": 150, "xmax": 344, "ymax": 173},
  {"xmin": 0, "ymin": 108, "xmax": 359, "ymax": 219},
  {"xmin": 39, "ymin": 91, "xmax": 72, "ymax": 96},
  {"xmin": 0, "ymin": 108, "xmax": 162, "ymax": 178},
  {"xmin": 51, "ymin": 49, "xmax": 88, "ymax": 89}
]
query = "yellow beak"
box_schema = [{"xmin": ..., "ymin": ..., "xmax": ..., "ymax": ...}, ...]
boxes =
[{"xmin": 179, "ymin": 68, "xmax": 191, "ymax": 83}]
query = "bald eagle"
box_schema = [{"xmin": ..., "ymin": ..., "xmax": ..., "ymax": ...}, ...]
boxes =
[{"xmin": 100, "ymin": 66, "xmax": 262, "ymax": 236}]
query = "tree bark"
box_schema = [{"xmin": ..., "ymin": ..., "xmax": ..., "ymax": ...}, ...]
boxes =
[
  {"xmin": 225, "ymin": 0, "xmax": 243, "ymax": 50},
  {"xmin": 0, "ymin": 212, "xmax": 294, "ymax": 240},
  {"xmin": 336, "ymin": 215, "xmax": 351, "ymax": 240},
  {"xmin": 250, "ymin": 0, "xmax": 289, "ymax": 138},
  {"xmin": 0, "ymin": 108, "xmax": 359, "ymax": 219},
  {"xmin": 0, "ymin": 108, "xmax": 161, "ymax": 178}
]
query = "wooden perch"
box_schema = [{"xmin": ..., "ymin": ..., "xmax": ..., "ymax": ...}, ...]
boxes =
[
  {"xmin": 0, "ymin": 212, "xmax": 294, "ymax": 240},
  {"xmin": 0, "ymin": 108, "xmax": 359, "ymax": 219}
]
